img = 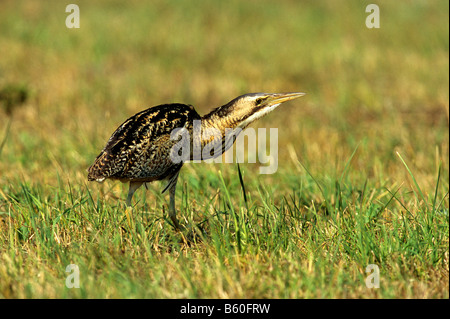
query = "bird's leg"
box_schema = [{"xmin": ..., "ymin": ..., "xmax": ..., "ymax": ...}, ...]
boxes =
[
  {"xmin": 126, "ymin": 181, "xmax": 143, "ymax": 207},
  {"xmin": 168, "ymin": 178, "xmax": 183, "ymax": 231}
]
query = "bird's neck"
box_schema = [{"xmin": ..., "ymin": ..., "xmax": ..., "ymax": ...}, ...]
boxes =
[
  {"xmin": 194, "ymin": 104, "xmax": 243, "ymax": 158},
  {"xmin": 201, "ymin": 102, "xmax": 241, "ymax": 133}
]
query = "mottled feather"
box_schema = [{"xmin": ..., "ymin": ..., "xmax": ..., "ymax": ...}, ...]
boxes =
[{"xmin": 87, "ymin": 103, "xmax": 200, "ymax": 185}]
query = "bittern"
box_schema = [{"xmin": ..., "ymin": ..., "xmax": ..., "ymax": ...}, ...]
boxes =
[{"xmin": 87, "ymin": 92, "xmax": 305, "ymax": 230}]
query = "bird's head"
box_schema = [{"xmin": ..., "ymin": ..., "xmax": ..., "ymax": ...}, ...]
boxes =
[{"xmin": 213, "ymin": 92, "xmax": 305, "ymax": 129}]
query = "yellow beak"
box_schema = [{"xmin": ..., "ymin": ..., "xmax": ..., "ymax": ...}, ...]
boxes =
[{"xmin": 268, "ymin": 92, "xmax": 306, "ymax": 105}]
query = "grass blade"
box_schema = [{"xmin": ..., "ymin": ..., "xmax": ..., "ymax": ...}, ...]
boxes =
[
  {"xmin": 396, "ymin": 152, "xmax": 427, "ymax": 204},
  {"xmin": 237, "ymin": 162, "xmax": 248, "ymax": 210}
]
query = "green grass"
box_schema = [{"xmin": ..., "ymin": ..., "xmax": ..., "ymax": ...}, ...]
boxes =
[{"xmin": 0, "ymin": 0, "xmax": 449, "ymax": 298}]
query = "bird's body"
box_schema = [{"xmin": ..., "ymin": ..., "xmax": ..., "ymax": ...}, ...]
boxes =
[
  {"xmin": 88, "ymin": 103, "xmax": 198, "ymax": 184},
  {"xmin": 88, "ymin": 92, "xmax": 305, "ymax": 229}
]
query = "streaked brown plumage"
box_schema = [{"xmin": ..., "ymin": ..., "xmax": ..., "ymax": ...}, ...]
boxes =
[{"xmin": 87, "ymin": 92, "xmax": 305, "ymax": 230}]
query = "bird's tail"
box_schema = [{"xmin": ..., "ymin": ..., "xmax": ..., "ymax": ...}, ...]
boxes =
[{"xmin": 87, "ymin": 151, "xmax": 110, "ymax": 182}]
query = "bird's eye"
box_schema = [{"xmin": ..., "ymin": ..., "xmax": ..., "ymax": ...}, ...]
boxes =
[{"xmin": 255, "ymin": 98, "xmax": 264, "ymax": 105}]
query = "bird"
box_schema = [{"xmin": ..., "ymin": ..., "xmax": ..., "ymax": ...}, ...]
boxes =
[{"xmin": 87, "ymin": 92, "xmax": 305, "ymax": 230}]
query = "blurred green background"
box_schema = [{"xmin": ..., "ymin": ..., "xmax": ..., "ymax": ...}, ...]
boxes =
[{"xmin": 0, "ymin": 1, "xmax": 448, "ymax": 185}]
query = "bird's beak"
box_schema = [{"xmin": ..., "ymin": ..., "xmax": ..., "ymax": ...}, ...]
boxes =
[{"xmin": 268, "ymin": 92, "xmax": 306, "ymax": 106}]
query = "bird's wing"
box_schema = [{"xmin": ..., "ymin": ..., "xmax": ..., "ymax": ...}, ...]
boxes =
[{"xmin": 87, "ymin": 104, "xmax": 200, "ymax": 182}]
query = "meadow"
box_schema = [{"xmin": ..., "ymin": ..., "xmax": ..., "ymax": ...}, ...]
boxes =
[{"xmin": 0, "ymin": 0, "xmax": 448, "ymax": 299}]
